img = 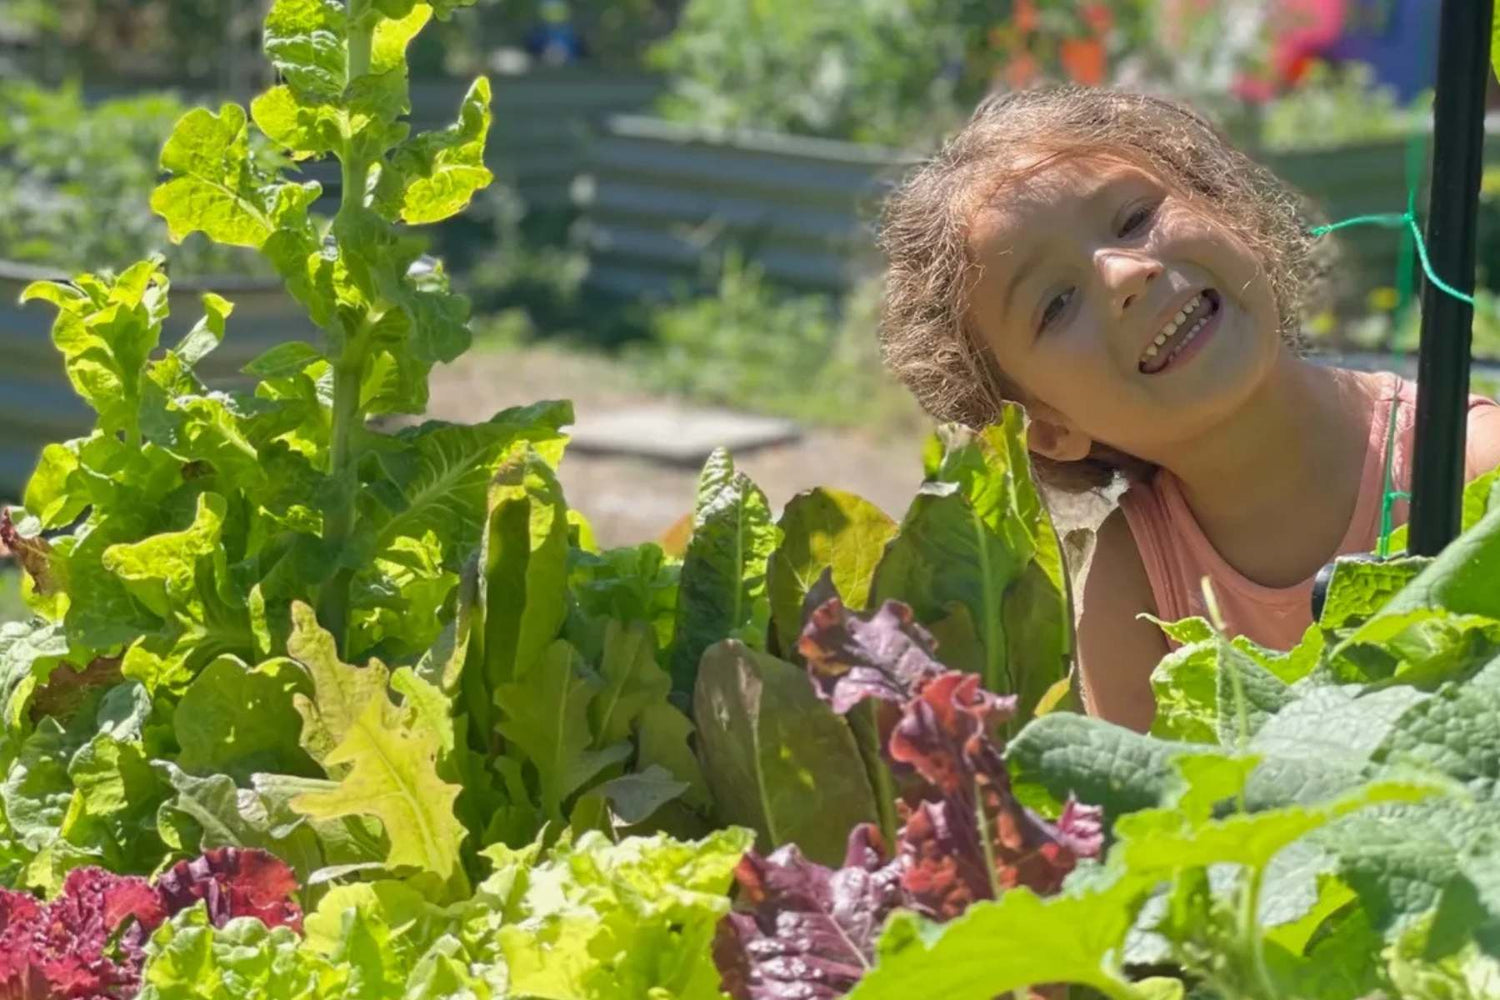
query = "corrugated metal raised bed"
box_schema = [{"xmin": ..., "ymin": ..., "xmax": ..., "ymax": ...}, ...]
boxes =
[
  {"xmin": 0, "ymin": 260, "xmax": 317, "ymax": 498},
  {"xmin": 578, "ymin": 115, "xmax": 1500, "ymax": 305}
]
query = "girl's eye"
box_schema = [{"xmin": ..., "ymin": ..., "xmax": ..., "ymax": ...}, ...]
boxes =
[
  {"xmin": 1120, "ymin": 202, "xmax": 1157, "ymax": 237},
  {"xmin": 1040, "ymin": 288, "xmax": 1074, "ymax": 331}
]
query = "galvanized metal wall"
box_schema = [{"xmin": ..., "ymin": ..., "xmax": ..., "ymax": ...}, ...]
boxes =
[{"xmin": 579, "ymin": 115, "xmax": 1500, "ymax": 307}]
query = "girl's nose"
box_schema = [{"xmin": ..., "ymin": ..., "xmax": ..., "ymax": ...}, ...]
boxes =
[{"xmin": 1097, "ymin": 250, "xmax": 1162, "ymax": 316}]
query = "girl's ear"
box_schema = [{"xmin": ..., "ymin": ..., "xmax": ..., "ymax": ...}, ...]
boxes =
[{"xmin": 1024, "ymin": 405, "xmax": 1093, "ymax": 463}]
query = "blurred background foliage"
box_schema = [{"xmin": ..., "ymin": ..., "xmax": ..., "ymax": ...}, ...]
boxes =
[{"xmin": 0, "ymin": 0, "xmax": 1479, "ymax": 444}]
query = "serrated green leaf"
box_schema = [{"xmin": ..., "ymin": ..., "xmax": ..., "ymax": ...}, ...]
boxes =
[
  {"xmin": 286, "ymin": 602, "xmax": 392, "ymax": 768},
  {"xmin": 1148, "ymin": 638, "xmax": 1219, "ymax": 744},
  {"xmin": 670, "ymin": 448, "xmax": 779, "ymax": 693},
  {"xmin": 1319, "ymin": 556, "xmax": 1430, "ymax": 629},
  {"xmin": 101, "ymin": 491, "xmax": 227, "ymax": 619},
  {"xmin": 291, "ymin": 683, "xmax": 466, "ymax": 880},
  {"xmin": 22, "ymin": 259, "xmax": 169, "ymax": 437}
]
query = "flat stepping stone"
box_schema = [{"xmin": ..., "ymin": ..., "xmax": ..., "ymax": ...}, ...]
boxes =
[{"xmin": 568, "ymin": 404, "xmax": 801, "ymax": 465}]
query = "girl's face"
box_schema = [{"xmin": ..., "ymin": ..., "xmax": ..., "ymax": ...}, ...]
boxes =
[{"xmin": 966, "ymin": 153, "xmax": 1282, "ymax": 465}]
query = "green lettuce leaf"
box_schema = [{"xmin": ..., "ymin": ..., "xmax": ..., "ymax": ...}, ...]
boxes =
[{"xmin": 670, "ymin": 448, "xmax": 779, "ymax": 693}]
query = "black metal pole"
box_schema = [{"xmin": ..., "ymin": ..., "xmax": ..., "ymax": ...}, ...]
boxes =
[{"xmin": 1408, "ymin": 0, "xmax": 1493, "ymax": 555}]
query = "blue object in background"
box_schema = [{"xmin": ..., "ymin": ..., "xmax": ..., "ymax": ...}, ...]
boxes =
[
  {"xmin": 1323, "ymin": 0, "xmax": 1439, "ymax": 100},
  {"xmin": 524, "ymin": 0, "xmax": 587, "ymax": 65}
]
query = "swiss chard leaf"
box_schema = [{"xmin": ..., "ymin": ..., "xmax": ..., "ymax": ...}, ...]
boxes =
[{"xmin": 670, "ymin": 449, "xmax": 780, "ymax": 693}]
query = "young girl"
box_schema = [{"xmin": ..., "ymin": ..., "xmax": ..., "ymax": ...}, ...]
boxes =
[{"xmin": 877, "ymin": 87, "xmax": 1500, "ymax": 732}]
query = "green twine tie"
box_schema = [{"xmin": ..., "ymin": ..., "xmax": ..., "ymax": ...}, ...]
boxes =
[{"xmin": 1306, "ymin": 128, "xmax": 1476, "ymax": 557}]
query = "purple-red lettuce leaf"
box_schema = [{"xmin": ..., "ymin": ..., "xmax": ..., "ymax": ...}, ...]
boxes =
[
  {"xmin": 714, "ymin": 825, "xmax": 903, "ymax": 1000},
  {"xmin": 797, "ymin": 598, "xmax": 945, "ymax": 713},
  {"xmin": 0, "ymin": 848, "xmax": 302, "ymax": 1000},
  {"xmin": 890, "ymin": 670, "xmax": 1100, "ymax": 919},
  {"xmin": 151, "ymin": 846, "xmax": 303, "ymax": 934}
]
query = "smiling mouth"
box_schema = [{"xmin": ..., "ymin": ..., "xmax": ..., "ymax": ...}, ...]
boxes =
[{"xmin": 1138, "ymin": 289, "xmax": 1221, "ymax": 374}]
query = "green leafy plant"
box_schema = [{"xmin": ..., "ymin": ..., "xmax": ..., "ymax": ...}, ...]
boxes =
[{"xmin": 0, "ymin": 81, "xmax": 272, "ymax": 276}]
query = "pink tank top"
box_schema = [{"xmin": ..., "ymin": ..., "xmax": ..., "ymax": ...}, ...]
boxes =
[{"xmin": 1119, "ymin": 373, "xmax": 1500, "ymax": 650}]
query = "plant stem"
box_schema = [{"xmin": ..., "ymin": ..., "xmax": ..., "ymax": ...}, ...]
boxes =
[
  {"xmin": 848, "ymin": 702, "xmax": 898, "ymax": 848},
  {"xmin": 316, "ymin": 0, "xmax": 376, "ymax": 652}
]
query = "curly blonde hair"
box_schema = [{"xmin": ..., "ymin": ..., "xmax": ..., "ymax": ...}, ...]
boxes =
[{"xmin": 877, "ymin": 86, "xmax": 1335, "ymax": 491}]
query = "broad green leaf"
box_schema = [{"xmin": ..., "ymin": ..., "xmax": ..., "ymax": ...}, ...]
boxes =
[
  {"xmin": 468, "ymin": 442, "xmax": 571, "ymax": 702},
  {"xmin": 0, "ymin": 619, "xmax": 70, "ymax": 735},
  {"xmin": 367, "ymin": 414, "xmax": 569, "ymax": 571},
  {"xmin": 670, "ymin": 448, "xmax": 779, "ymax": 692},
  {"xmin": 249, "ymin": 84, "xmax": 342, "ymax": 160},
  {"xmin": 589, "ymin": 619, "xmax": 671, "ymax": 747},
  {"xmin": 1319, "ymin": 556, "xmax": 1430, "ymax": 628},
  {"xmin": 1244, "ymin": 684, "xmax": 1431, "ymax": 809},
  {"xmin": 243, "ymin": 340, "xmax": 324, "ymax": 378},
  {"xmin": 871, "ymin": 412, "xmax": 1069, "ymax": 724},
  {"xmin": 692, "ymin": 640, "xmax": 877, "ymax": 866},
  {"xmin": 850, "ymin": 872, "xmax": 1150, "ymax": 999},
  {"xmin": 496, "ymin": 640, "xmax": 631, "ymax": 824},
  {"xmin": 767, "ymin": 487, "xmax": 897, "ymax": 652},
  {"xmin": 1386, "ymin": 464, "xmax": 1500, "ymax": 555},
  {"xmin": 1373, "ymin": 655, "xmax": 1500, "ymax": 793},
  {"xmin": 1148, "ymin": 638, "xmax": 1219, "ymax": 744},
  {"xmin": 376, "ymin": 77, "xmax": 494, "ymax": 224},
  {"xmin": 262, "ymin": 0, "xmax": 347, "ymax": 100},
  {"xmin": 151, "ymin": 104, "xmax": 321, "ymax": 249},
  {"xmin": 291, "ymin": 684, "xmax": 466, "ymax": 881},
  {"xmin": 23, "ymin": 443, "xmax": 85, "ymax": 530},
  {"xmin": 1006, "ymin": 711, "xmax": 1183, "ymax": 818},
  {"xmin": 1374, "ymin": 503, "xmax": 1500, "ymax": 620},
  {"xmin": 1331, "ymin": 608, "xmax": 1500, "ymax": 687},
  {"xmin": 1117, "ymin": 770, "xmax": 1439, "ymax": 875},
  {"xmin": 159, "ymin": 765, "xmax": 330, "ymax": 880},
  {"xmin": 101, "ymin": 492, "xmax": 227, "ymax": 619},
  {"xmin": 635, "ymin": 701, "xmax": 710, "ymax": 811},
  {"xmin": 174, "ymin": 655, "xmax": 317, "ymax": 783},
  {"xmin": 1214, "ymin": 639, "xmax": 1294, "ymax": 746}
]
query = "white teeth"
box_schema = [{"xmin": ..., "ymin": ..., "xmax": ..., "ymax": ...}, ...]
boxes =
[
  {"xmin": 1141, "ymin": 293, "xmax": 1205, "ymax": 366},
  {"xmin": 1141, "ymin": 293, "xmax": 1216, "ymax": 371}
]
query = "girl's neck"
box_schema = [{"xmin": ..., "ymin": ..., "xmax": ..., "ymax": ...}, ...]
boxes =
[{"xmin": 1150, "ymin": 353, "xmax": 1378, "ymax": 588}]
